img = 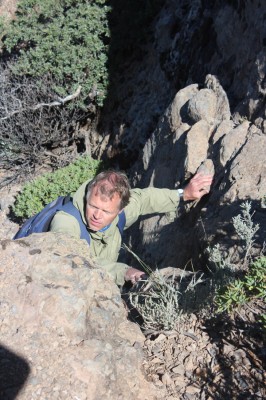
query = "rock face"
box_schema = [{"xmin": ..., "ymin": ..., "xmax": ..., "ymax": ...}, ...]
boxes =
[
  {"xmin": 0, "ymin": 234, "xmax": 159, "ymax": 400},
  {"xmin": 120, "ymin": 75, "xmax": 265, "ymax": 271},
  {"xmin": 90, "ymin": 0, "xmax": 266, "ymax": 271},
  {"xmin": 93, "ymin": 0, "xmax": 265, "ymax": 168},
  {"xmin": 0, "ymin": 0, "xmax": 17, "ymax": 22}
]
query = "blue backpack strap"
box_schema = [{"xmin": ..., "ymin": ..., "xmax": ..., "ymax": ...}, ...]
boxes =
[
  {"xmin": 61, "ymin": 200, "xmax": 91, "ymax": 245},
  {"xmin": 117, "ymin": 210, "xmax": 126, "ymax": 236}
]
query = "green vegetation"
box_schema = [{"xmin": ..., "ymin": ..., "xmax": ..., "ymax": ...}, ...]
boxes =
[
  {"xmin": 0, "ymin": 0, "xmax": 166, "ymax": 175},
  {"xmin": 1, "ymin": 0, "xmax": 111, "ymax": 107},
  {"xmin": 208, "ymin": 202, "xmax": 265, "ymax": 328},
  {"xmin": 123, "ymin": 244, "xmax": 206, "ymax": 331},
  {"xmin": 123, "ymin": 244, "xmax": 181, "ymax": 331},
  {"xmin": 216, "ymin": 256, "xmax": 266, "ymax": 313},
  {"xmin": 0, "ymin": 16, "xmax": 7, "ymax": 39},
  {"xmin": 0, "ymin": 0, "xmax": 112, "ymax": 174},
  {"xmin": 130, "ymin": 271, "xmax": 181, "ymax": 332},
  {"xmin": 124, "ymin": 202, "xmax": 265, "ymax": 333},
  {"xmin": 13, "ymin": 155, "xmax": 102, "ymax": 218},
  {"xmin": 232, "ymin": 202, "xmax": 259, "ymax": 266}
]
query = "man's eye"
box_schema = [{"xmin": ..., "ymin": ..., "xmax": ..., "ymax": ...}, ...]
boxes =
[
  {"xmin": 102, "ymin": 209, "xmax": 110, "ymax": 215},
  {"xmin": 89, "ymin": 205, "xmax": 111, "ymax": 215}
]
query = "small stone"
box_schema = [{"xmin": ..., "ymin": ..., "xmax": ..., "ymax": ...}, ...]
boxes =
[
  {"xmin": 154, "ymin": 380, "xmax": 164, "ymax": 387},
  {"xmin": 242, "ymin": 357, "xmax": 251, "ymax": 367},
  {"xmin": 174, "ymin": 375, "xmax": 186, "ymax": 386},
  {"xmin": 154, "ymin": 333, "xmax": 167, "ymax": 343},
  {"xmin": 185, "ymin": 385, "xmax": 201, "ymax": 394},
  {"xmin": 172, "ymin": 364, "xmax": 185, "ymax": 375},
  {"xmin": 161, "ymin": 372, "xmax": 173, "ymax": 385}
]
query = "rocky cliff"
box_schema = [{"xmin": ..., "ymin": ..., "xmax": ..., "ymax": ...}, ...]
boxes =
[
  {"xmin": 94, "ymin": 0, "xmax": 265, "ymax": 168},
  {"xmin": 0, "ymin": 1, "xmax": 265, "ymax": 398},
  {"xmin": 119, "ymin": 74, "xmax": 266, "ymax": 271},
  {"xmin": 91, "ymin": 0, "xmax": 266, "ymax": 270},
  {"xmin": 0, "ymin": 234, "xmax": 160, "ymax": 399}
]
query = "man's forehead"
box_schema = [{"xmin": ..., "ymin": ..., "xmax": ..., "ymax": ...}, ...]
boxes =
[
  {"xmin": 93, "ymin": 183, "xmax": 109, "ymax": 196},
  {"xmin": 91, "ymin": 184, "xmax": 121, "ymax": 202}
]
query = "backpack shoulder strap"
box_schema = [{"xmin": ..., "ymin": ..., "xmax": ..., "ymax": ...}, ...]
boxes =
[
  {"xmin": 61, "ymin": 199, "xmax": 91, "ymax": 245},
  {"xmin": 117, "ymin": 210, "xmax": 126, "ymax": 236}
]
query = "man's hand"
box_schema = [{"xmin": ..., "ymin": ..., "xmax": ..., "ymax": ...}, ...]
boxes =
[
  {"xmin": 183, "ymin": 173, "xmax": 213, "ymax": 201},
  {"xmin": 125, "ymin": 267, "xmax": 146, "ymax": 284}
]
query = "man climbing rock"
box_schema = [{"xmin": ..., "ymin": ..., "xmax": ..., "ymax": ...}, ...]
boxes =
[{"xmin": 49, "ymin": 170, "xmax": 213, "ymax": 285}]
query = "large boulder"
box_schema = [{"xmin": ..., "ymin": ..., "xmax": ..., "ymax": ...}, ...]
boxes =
[
  {"xmin": 122, "ymin": 75, "xmax": 265, "ymax": 271},
  {"xmin": 0, "ymin": 233, "xmax": 159, "ymax": 400}
]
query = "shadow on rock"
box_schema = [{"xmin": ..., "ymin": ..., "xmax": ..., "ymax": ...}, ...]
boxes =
[
  {"xmin": 200, "ymin": 306, "xmax": 266, "ymax": 399},
  {"xmin": 0, "ymin": 344, "xmax": 30, "ymax": 400}
]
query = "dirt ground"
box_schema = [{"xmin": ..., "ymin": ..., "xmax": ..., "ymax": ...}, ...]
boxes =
[
  {"xmin": 141, "ymin": 300, "xmax": 265, "ymax": 399},
  {"xmin": 122, "ymin": 272, "xmax": 265, "ymax": 400}
]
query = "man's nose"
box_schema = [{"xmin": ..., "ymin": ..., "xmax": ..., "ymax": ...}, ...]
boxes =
[{"xmin": 93, "ymin": 208, "xmax": 102, "ymax": 219}]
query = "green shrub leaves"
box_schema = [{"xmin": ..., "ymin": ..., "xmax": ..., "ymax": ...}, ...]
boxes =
[
  {"xmin": 216, "ymin": 256, "xmax": 266, "ymax": 313},
  {"xmin": 13, "ymin": 155, "xmax": 102, "ymax": 218},
  {"xmin": 2, "ymin": 0, "xmax": 111, "ymax": 107}
]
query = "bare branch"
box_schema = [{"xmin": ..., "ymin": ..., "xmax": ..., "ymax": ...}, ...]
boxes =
[
  {"xmin": 0, "ymin": 64, "xmax": 90, "ymax": 177},
  {"xmin": 0, "ymin": 85, "xmax": 82, "ymax": 120}
]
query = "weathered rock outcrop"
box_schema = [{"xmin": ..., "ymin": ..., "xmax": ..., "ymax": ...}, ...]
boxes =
[
  {"xmin": 121, "ymin": 75, "xmax": 265, "ymax": 271},
  {"xmin": 0, "ymin": 234, "xmax": 160, "ymax": 400},
  {"xmin": 94, "ymin": 0, "xmax": 265, "ymax": 169}
]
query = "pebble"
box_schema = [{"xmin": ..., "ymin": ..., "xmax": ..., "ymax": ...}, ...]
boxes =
[{"xmin": 161, "ymin": 372, "xmax": 172, "ymax": 385}]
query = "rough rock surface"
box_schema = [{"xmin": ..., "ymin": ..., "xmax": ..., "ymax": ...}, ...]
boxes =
[
  {"xmin": 0, "ymin": 234, "xmax": 161, "ymax": 400},
  {"xmin": 120, "ymin": 75, "xmax": 266, "ymax": 272},
  {"xmin": 0, "ymin": 207, "xmax": 265, "ymax": 400},
  {"xmin": 93, "ymin": 0, "xmax": 265, "ymax": 168}
]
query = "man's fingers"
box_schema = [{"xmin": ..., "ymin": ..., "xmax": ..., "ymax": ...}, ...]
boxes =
[
  {"xmin": 183, "ymin": 171, "xmax": 214, "ymax": 201},
  {"xmin": 125, "ymin": 267, "xmax": 145, "ymax": 283},
  {"xmin": 194, "ymin": 176, "xmax": 213, "ymax": 186},
  {"xmin": 199, "ymin": 189, "xmax": 210, "ymax": 196},
  {"xmin": 191, "ymin": 174, "xmax": 213, "ymax": 193}
]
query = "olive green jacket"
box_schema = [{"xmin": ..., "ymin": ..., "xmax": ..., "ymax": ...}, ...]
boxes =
[{"xmin": 50, "ymin": 180, "xmax": 181, "ymax": 285}]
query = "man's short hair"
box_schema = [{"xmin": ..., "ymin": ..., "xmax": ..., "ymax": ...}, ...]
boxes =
[{"xmin": 86, "ymin": 170, "xmax": 131, "ymax": 210}]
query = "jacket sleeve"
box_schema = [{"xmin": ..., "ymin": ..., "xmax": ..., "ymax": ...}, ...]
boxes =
[
  {"xmin": 49, "ymin": 211, "xmax": 81, "ymax": 238},
  {"xmin": 125, "ymin": 187, "xmax": 180, "ymax": 227}
]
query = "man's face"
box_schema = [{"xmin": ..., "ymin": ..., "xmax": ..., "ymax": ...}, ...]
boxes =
[{"xmin": 85, "ymin": 185, "xmax": 122, "ymax": 231}]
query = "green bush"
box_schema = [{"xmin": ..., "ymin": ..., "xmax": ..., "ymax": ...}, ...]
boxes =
[
  {"xmin": 123, "ymin": 202, "xmax": 265, "ymax": 333},
  {"xmin": 1, "ymin": 0, "xmax": 111, "ymax": 107},
  {"xmin": 129, "ymin": 273, "xmax": 181, "ymax": 332},
  {"xmin": 207, "ymin": 202, "xmax": 265, "ymax": 326},
  {"xmin": 216, "ymin": 256, "xmax": 266, "ymax": 313},
  {"xmin": 13, "ymin": 155, "xmax": 102, "ymax": 218}
]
